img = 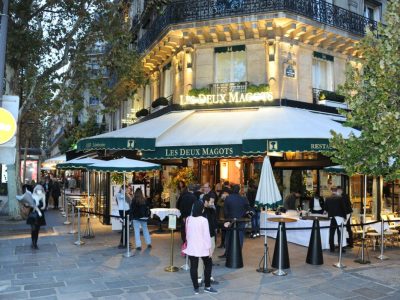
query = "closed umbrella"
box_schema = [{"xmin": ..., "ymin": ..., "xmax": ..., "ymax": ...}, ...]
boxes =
[
  {"xmin": 255, "ymin": 156, "xmax": 282, "ymax": 273},
  {"xmin": 255, "ymin": 156, "xmax": 282, "ymax": 209}
]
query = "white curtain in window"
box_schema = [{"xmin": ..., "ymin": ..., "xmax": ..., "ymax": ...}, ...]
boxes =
[
  {"xmin": 215, "ymin": 50, "xmax": 246, "ymax": 83},
  {"xmin": 312, "ymin": 59, "xmax": 333, "ymax": 91}
]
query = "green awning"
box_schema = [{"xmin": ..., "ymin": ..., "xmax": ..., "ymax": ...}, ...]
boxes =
[
  {"xmin": 142, "ymin": 144, "xmax": 243, "ymax": 160},
  {"xmin": 323, "ymin": 165, "xmax": 347, "ymax": 174},
  {"xmin": 242, "ymin": 138, "xmax": 332, "ymax": 154},
  {"xmin": 77, "ymin": 137, "xmax": 155, "ymax": 151}
]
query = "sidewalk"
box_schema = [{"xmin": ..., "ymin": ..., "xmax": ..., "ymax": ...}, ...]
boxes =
[{"xmin": 0, "ymin": 209, "xmax": 399, "ymax": 299}]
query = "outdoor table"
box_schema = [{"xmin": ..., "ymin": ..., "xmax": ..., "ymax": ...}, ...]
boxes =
[
  {"xmin": 268, "ymin": 217, "xmax": 297, "ymax": 275},
  {"xmin": 302, "ymin": 215, "xmax": 330, "ymax": 265},
  {"xmin": 150, "ymin": 208, "xmax": 181, "ymax": 233},
  {"xmin": 261, "ymin": 212, "xmax": 346, "ymax": 249}
]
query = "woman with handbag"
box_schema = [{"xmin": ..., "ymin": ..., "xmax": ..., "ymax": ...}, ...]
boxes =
[
  {"xmin": 182, "ymin": 200, "xmax": 218, "ymax": 295},
  {"xmin": 130, "ymin": 188, "xmax": 152, "ymax": 251},
  {"xmin": 26, "ymin": 185, "xmax": 47, "ymax": 249}
]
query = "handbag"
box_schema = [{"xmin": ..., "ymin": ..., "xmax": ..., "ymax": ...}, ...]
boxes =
[{"xmin": 180, "ymin": 217, "xmax": 189, "ymax": 256}]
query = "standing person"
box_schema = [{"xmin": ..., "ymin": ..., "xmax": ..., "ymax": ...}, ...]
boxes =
[
  {"xmin": 197, "ymin": 194, "xmax": 219, "ymax": 285},
  {"xmin": 25, "ymin": 185, "xmax": 47, "ymax": 249},
  {"xmin": 310, "ymin": 193, "xmax": 325, "ymax": 214},
  {"xmin": 183, "ymin": 201, "xmax": 218, "ymax": 295},
  {"xmin": 283, "ymin": 191, "xmax": 301, "ymax": 211},
  {"xmin": 247, "ymin": 180, "xmax": 260, "ymax": 238},
  {"xmin": 130, "ymin": 188, "xmax": 152, "ymax": 250},
  {"xmin": 52, "ymin": 180, "xmax": 61, "ymax": 209},
  {"xmin": 337, "ymin": 187, "xmax": 353, "ymax": 248},
  {"xmin": 115, "ymin": 185, "xmax": 131, "ymax": 248},
  {"xmin": 201, "ymin": 182, "xmax": 217, "ymax": 203},
  {"xmin": 216, "ymin": 185, "xmax": 230, "ymax": 248},
  {"xmin": 324, "ymin": 187, "xmax": 347, "ymax": 252},
  {"xmin": 43, "ymin": 176, "xmax": 53, "ymax": 209},
  {"xmin": 176, "ymin": 184, "xmax": 197, "ymax": 242},
  {"xmin": 220, "ymin": 184, "xmax": 249, "ymax": 258}
]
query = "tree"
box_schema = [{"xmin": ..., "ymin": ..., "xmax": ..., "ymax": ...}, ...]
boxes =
[
  {"xmin": 6, "ymin": 0, "xmax": 143, "ymax": 218},
  {"xmin": 329, "ymin": 1, "xmax": 400, "ymax": 181}
]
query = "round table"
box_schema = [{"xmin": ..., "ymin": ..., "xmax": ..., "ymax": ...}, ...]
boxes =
[
  {"xmin": 302, "ymin": 216, "xmax": 330, "ymax": 265},
  {"xmin": 268, "ymin": 217, "xmax": 297, "ymax": 276},
  {"xmin": 150, "ymin": 208, "xmax": 181, "ymax": 233}
]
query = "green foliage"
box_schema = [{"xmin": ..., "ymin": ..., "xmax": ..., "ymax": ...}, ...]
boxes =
[
  {"xmin": 58, "ymin": 112, "xmax": 103, "ymax": 153},
  {"xmin": 328, "ymin": 1, "xmax": 400, "ymax": 180},
  {"xmin": 246, "ymin": 84, "xmax": 270, "ymax": 93},
  {"xmin": 188, "ymin": 87, "xmax": 210, "ymax": 96},
  {"xmin": 111, "ymin": 173, "xmax": 124, "ymax": 185},
  {"xmin": 136, "ymin": 108, "xmax": 149, "ymax": 118},
  {"xmin": 151, "ymin": 97, "xmax": 169, "ymax": 108},
  {"xmin": 169, "ymin": 167, "xmax": 197, "ymax": 189},
  {"xmin": 319, "ymin": 90, "xmax": 345, "ymax": 103}
]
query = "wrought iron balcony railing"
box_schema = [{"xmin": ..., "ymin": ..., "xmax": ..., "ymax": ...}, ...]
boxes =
[
  {"xmin": 210, "ymin": 81, "xmax": 249, "ymax": 94},
  {"xmin": 138, "ymin": 0, "xmax": 377, "ymax": 53}
]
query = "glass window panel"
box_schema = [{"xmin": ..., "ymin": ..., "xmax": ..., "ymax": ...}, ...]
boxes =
[
  {"xmin": 232, "ymin": 50, "xmax": 246, "ymax": 82},
  {"xmin": 215, "ymin": 52, "xmax": 232, "ymax": 83}
]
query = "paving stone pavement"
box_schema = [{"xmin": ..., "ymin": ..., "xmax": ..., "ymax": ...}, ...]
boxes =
[{"xmin": 0, "ymin": 210, "xmax": 399, "ymax": 299}]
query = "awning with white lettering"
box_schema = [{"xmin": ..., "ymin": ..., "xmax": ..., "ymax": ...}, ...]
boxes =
[
  {"xmin": 77, "ymin": 110, "xmax": 194, "ymax": 151},
  {"xmin": 241, "ymin": 107, "xmax": 357, "ymax": 154},
  {"xmin": 77, "ymin": 106, "xmax": 358, "ymax": 159}
]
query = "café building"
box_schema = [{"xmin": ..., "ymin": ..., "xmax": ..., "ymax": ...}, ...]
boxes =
[{"xmin": 75, "ymin": 0, "xmax": 394, "ymax": 219}]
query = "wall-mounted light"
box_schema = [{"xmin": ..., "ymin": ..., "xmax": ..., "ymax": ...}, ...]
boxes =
[{"xmin": 186, "ymin": 62, "xmax": 192, "ymax": 69}]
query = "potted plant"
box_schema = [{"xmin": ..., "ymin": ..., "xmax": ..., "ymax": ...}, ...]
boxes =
[
  {"xmin": 136, "ymin": 108, "xmax": 149, "ymax": 118},
  {"xmin": 151, "ymin": 97, "xmax": 169, "ymax": 108}
]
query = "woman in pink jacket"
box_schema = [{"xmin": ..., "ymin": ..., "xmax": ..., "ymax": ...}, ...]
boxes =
[{"xmin": 183, "ymin": 201, "xmax": 218, "ymax": 295}]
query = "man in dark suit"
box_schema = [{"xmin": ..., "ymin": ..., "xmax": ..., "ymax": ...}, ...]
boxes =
[
  {"xmin": 176, "ymin": 184, "xmax": 197, "ymax": 242},
  {"xmin": 220, "ymin": 185, "xmax": 249, "ymax": 258},
  {"xmin": 324, "ymin": 187, "xmax": 347, "ymax": 252},
  {"xmin": 337, "ymin": 187, "xmax": 353, "ymax": 248}
]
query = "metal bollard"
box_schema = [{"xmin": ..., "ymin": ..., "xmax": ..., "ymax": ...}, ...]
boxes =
[
  {"xmin": 333, "ymin": 221, "xmax": 346, "ymax": 269},
  {"xmin": 69, "ymin": 204, "xmax": 77, "ymax": 234},
  {"xmin": 376, "ymin": 219, "xmax": 389, "ymax": 260},
  {"xmin": 61, "ymin": 196, "xmax": 67, "ymax": 217},
  {"xmin": 164, "ymin": 229, "xmax": 179, "ymax": 272},
  {"xmin": 123, "ymin": 214, "xmax": 134, "ymax": 258},
  {"xmin": 63, "ymin": 201, "xmax": 71, "ymax": 225},
  {"xmin": 273, "ymin": 223, "xmax": 287, "ymax": 276},
  {"xmin": 74, "ymin": 206, "xmax": 85, "ymax": 245},
  {"xmin": 180, "ymin": 255, "xmax": 190, "ymax": 271}
]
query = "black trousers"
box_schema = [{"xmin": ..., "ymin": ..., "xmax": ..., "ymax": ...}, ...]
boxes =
[
  {"xmin": 346, "ymin": 217, "xmax": 353, "ymax": 247},
  {"xmin": 180, "ymin": 217, "xmax": 186, "ymax": 243},
  {"xmin": 189, "ymin": 256, "xmax": 212, "ymax": 289},
  {"xmin": 53, "ymin": 195, "xmax": 59, "ymax": 209},
  {"xmin": 329, "ymin": 218, "xmax": 340, "ymax": 251},
  {"xmin": 31, "ymin": 224, "xmax": 40, "ymax": 246},
  {"xmin": 119, "ymin": 210, "xmax": 130, "ymax": 246}
]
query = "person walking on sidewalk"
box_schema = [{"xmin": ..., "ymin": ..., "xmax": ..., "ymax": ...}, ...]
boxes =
[
  {"xmin": 183, "ymin": 201, "xmax": 218, "ymax": 295},
  {"xmin": 197, "ymin": 194, "xmax": 219, "ymax": 286},
  {"xmin": 130, "ymin": 188, "xmax": 152, "ymax": 251},
  {"xmin": 26, "ymin": 185, "xmax": 47, "ymax": 249}
]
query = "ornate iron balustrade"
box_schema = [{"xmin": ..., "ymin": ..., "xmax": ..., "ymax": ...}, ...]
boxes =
[
  {"xmin": 138, "ymin": 0, "xmax": 377, "ymax": 53},
  {"xmin": 210, "ymin": 81, "xmax": 249, "ymax": 94}
]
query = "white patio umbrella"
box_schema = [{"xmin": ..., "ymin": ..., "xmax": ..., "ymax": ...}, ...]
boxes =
[
  {"xmin": 255, "ymin": 156, "xmax": 282, "ymax": 209},
  {"xmin": 255, "ymin": 156, "xmax": 282, "ymax": 273}
]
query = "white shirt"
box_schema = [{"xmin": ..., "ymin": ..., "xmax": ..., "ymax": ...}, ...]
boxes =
[{"xmin": 313, "ymin": 198, "xmax": 322, "ymax": 211}]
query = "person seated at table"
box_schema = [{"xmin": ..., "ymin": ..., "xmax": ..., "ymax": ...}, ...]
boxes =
[
  {"xmin": 310, "ymin": 194, "xmax": 325, "ymax": 214},
  {"xmin": 284, "ymin": 191, "xmax": 301, "ymax": 211}
]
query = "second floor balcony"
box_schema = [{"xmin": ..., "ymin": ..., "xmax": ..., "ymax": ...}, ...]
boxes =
[{"xmin": 137, "ymin": 0, "xmax": 377, "ymax": 53}]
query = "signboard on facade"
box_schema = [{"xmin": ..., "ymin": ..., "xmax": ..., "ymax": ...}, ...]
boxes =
[
  {"xmin": 0, "ymin": 107, "xmax": 17, "ymax": 145},
  {"xmin": 180, "ymin": 91, "xmax": 273, "ymax": 106}
]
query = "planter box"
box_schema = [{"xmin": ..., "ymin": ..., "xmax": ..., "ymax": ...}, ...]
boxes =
[{"xmin": 318, "ymin": 100, "xmax": 348, "ymax": 109}]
